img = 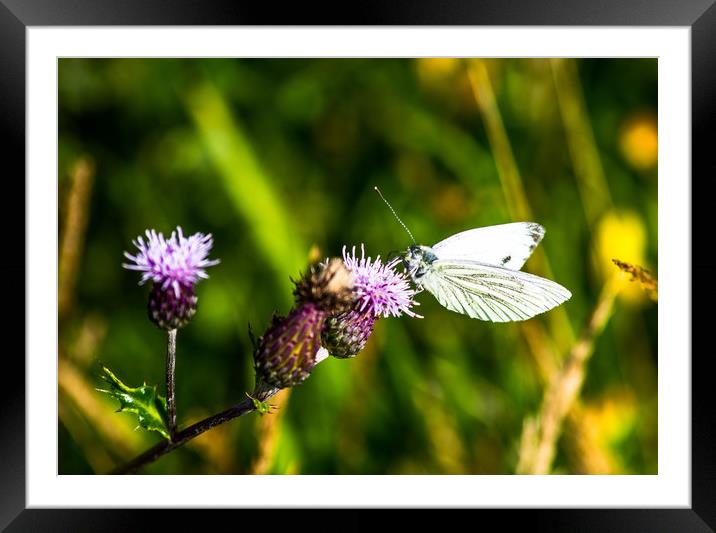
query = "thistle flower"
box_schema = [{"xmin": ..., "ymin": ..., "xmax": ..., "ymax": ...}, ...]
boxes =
[
  {"xmin": 253, "ymin": 259, "xmax": 354, "ymax": 389},
  {"xmin": 342, "ymin": 245, "xmax": 420, "ymax": 319},
  {"xmin": 322, "ymin": 245, "xmax": 420, "ymax": 358},
  {"xmin": 123, "ymin": 227, "xmax": 219, "ymax": 330}
]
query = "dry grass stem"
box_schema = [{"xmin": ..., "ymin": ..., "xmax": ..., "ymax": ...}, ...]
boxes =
[
  {"xmin": 59, "ymin": 157, "xmax": 95, "ymax": 319},
  {"xmin": 517, "ymin": 278, "xmax": 619, "ymax": 474},
  {"xmin": 550, "ymin": 58, "xmax": 612, "ymax": 227},
  {"xmin": 520, "ymin": 320, "xmax": 559, "ymax": 384},
  {"xmin": 466, "ymin": 60, "xmax": 533, "ymax": 223},
  {"xmin": 466, "ymin": 59, "xmax": 575, "ymax": 354}
]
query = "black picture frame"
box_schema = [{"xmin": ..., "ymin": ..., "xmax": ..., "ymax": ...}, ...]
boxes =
[{"xmin": 2, "ymin": 1, "xmax": 712, "ymax": 530}]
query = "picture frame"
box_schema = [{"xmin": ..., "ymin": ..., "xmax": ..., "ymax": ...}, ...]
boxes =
[{"xmin": 2, "ymin": 0, "xmax": 712, "ymax": 529}]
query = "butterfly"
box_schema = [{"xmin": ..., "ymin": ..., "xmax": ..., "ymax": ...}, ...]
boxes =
[{"xmin": 375, "ymin": 187, "xmax": 572, "ymax": 322}]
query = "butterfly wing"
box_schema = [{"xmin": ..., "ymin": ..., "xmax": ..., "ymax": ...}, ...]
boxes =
[
  {"xmin": 432, "ymin": 222, "xmax": 544, "ymax": 270},
  {"xmin": 421, "ymin": 258, "xmax": 571, "ymax": 322}
]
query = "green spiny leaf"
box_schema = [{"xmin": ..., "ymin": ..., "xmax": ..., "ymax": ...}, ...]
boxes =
[{"xmin": 98, "ymin": 366, "xmax": 170, "ymax": 439}]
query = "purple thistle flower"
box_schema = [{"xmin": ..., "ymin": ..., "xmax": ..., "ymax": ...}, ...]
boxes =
[
  {"xmin": 322, "ymin": 245, "xmax": 420, "ymax": 358},
  {"xmin": 123, "ymin": 227, "xmax": 220, "ymax": 297},
  {"xmin": 123, "ymin": 227, "xmax": 219, "ymax": 330},
  {"xmin": 341, "ymin": 245, "xmax": 421, "ymax": 319}
]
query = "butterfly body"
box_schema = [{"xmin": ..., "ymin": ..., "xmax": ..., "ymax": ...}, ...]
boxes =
[
  {"xmin": 401, "ymin": 222, "xmax": 571, "ymax": 322},
  {"xmin": 404, "ymin": 245, "xmax": 438, "ymax": 281}
]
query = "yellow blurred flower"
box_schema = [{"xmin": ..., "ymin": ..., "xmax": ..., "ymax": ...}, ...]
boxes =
[
  {"xmin": 417, "ymin": 58, "xmax": 486, "ymax": 114},
  {"xmin": 594, "ymin": 210, "xmax": 649, "ymax": 304},
  {"xmin": 415, "ymin": 58, "xmax": 460, "ymax": 83},
  {"xmin": 619, "ymin": 112, "xmax": 658, "ymax": 171},
  {"xmin": 579, "ymin": 388, "xmax": 637, "ymax": 473}
]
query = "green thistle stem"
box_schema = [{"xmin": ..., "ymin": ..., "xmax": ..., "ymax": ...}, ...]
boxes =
[
  {"xmin": 166, "ymin": 329, "xmax": 177, "ymax": 439},
  {"xmin": 110, "ymin": 382, "xmax": 278, "ymax": 474}
]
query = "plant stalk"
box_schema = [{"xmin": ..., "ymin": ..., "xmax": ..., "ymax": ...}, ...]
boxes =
[
  {"xmin": 166, "ymin": 329, "xmax": 177, "ymax": 439},
  {"xmin": 111, "ymin": 383, "xmax": 278, "ymax": 474},
  {"xmin": 516, "ymin": 278, "xmax": 619, "ymax": 474}
]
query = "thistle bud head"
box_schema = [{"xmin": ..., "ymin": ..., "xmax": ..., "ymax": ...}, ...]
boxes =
[
  {"xmin": 322, "ymin": 309, "xmax": 376, "ymax": 358},
  {"xmin": 253, "ymin": 304, "xmax": 328, "ymax": 389},
  {"xmin": 147, "ymin": 282, "xmax": 198, "ymax": 330}
]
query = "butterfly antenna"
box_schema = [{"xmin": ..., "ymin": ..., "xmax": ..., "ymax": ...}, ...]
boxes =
[{"xmin": 374, "ymin": 186, "xmax": 416, "ymax": 244}]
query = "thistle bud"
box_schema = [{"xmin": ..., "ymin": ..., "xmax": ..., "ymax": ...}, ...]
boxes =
[
  {"xmin": 148, "ymin": 282, "xmax": 197, "ymax": 330},
  {"xmin": 322, "ymin": 310, "xmax": 376, "ymax": 358},
  {"xmin": 253, "ymin": 304, "xmax": 325, "ymax": 389}
]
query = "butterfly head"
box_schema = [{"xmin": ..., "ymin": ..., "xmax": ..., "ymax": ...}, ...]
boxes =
[{"xmin": 403, "ymin": 245, "xmax": 438, "ymax": 284}]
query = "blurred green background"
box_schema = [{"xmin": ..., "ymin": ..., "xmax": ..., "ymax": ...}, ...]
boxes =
[{"xmin": 58, "ymin": 58, "xmax": 658, "ymax": 475}]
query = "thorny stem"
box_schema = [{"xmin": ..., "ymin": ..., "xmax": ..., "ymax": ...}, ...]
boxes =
[
  {"xmin": 111, "ymin": 383, "xmax": 278, "ymax": 474},
  {"xmin": 166, "ymin": 329, "xmax": 178, "ymax": 439}
]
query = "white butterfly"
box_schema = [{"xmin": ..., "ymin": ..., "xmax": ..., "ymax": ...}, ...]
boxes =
[
  {"xmin": 402, "ymin": 223, "xmax": 571, "ymax": 322},
  {"xmin": 375, "ymin": 188, "xmax": 571, "ymax": 322}
]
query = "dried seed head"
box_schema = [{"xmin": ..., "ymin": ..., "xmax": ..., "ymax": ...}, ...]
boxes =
[{"xmin": 293, "ymin": 258, "xmax": 355, "ymax": 314}]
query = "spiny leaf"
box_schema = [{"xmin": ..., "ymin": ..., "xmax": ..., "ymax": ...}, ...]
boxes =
[{"xmin": 97, "ymin": 366, "xmax": 170, "ymax": 439}]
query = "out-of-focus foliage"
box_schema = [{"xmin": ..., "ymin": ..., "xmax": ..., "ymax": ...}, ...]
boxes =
[{"xmin": 58, "ymin": 58, "xmax": 657, "ymax": 474}]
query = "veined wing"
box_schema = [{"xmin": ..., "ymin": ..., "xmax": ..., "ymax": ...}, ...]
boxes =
[
  {"xmin": 421, "ymin": 259, "xmax": 571, "ymax": 322},
  {"xmin": 432, "ymin": 222, "xmax": 545, "ymax": 270}
]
